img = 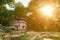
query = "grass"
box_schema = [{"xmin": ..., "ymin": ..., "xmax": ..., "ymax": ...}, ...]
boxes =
[{"xmin": 0, "ymin": 36, "xmax": 3, "ymax": 40}]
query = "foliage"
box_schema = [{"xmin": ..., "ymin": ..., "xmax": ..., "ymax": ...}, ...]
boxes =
[
  {"xmin": 0, "ymin": 0, "xmax": 15, "ymax": 26},
  {"xmin": 14, "ymin": 2, "xmax": 26, "ymax": 19},
  {"xmin": 0, "ymin": 36, "xmax": 3, "ymax": 40},
  {"xmin": 27, "ymin": 0, "xmax": 60, "ymax": 31},
  {"xmin": 0, "ymin": 0, "xmax": 14, "ymax": 4},
  {"xmin": 0, "ymin": 0, "xmax": 27, "ymax": 33},
  {"xmin": 35, "ymin": 36, "xmax": 41, "ymax": 40},
  {"xmin": 0, "ymin": 10, "xmax": 14, "ymax": 26},
  {"xmin": 0, "ymin": 24, "xmax": 13, "ymax": 33},
  {"xmin": 3, "ymin": 28, "xmax": 13, "ymax": 33},
  {"xmin": 19, "ymin": 34, "xmax": 29, "ymax": 40}
]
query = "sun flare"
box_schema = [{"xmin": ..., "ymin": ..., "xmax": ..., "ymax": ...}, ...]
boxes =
[{"xmin": 40, "ymin": 5, "xmax": 54, "ymax": 17}]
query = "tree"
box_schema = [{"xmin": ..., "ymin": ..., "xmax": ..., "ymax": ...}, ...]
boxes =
[
  {"xmin": 14, "ymin": 2, "xmax": 26, "ymax": 19},
  {"xmin": 27, "ymin": 0, "xmax": 60, "ymax": 31},
  {"xmin": 0, "ymin": 0, "xmax": 15, "ymax": 26},
  {"xmin": 27, "ymin": 0, "xmax": 45, "ymax": 31},
  {"xmin": 0, "ymin": 0, "xmax": 14, "ymax": 4}
]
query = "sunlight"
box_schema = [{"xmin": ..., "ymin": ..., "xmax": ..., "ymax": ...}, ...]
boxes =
[
  {"xmin": 26, "ymin": 12, "xmax": 32, "ymax": 16},
  {"xmin": 43, "ymin": 38, "xmax": 53, "ymax": 40},
  {"xmin": 5, "ymin": 4, "xmax": 14, "ymax": 10},
  {"xmin": 40, "ymin": 5, "xmax": 54, "ymax": 17}
]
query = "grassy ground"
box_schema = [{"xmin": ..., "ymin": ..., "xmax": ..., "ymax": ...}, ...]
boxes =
[
  {"xmin": 18, "ymin": 32, "xmax": 60, "ymax": 40},
  {"xmin": 1, "ymin": 32, "xmax": 60, "ymax": 40},
  {"xmin": 0, "ymin": 36, "xmax": 3, "ymax": 40}
]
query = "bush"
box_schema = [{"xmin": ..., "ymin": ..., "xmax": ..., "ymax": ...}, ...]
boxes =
[
  {"xmin": 34, "ymin": 36, "xmax": 41, "ymax": 40},
  {"xmin": 0, "ymin": 36, "xmax": 3, "ymax": 40},
  {"xmin": 19, "ymin": 34, "xmax": 30, "ymax": 40}
]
